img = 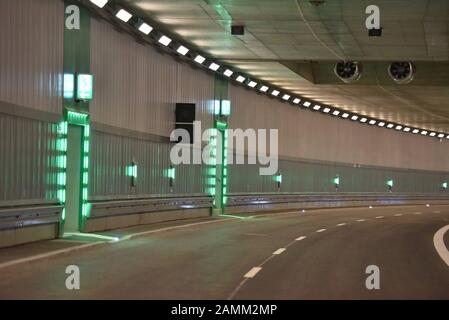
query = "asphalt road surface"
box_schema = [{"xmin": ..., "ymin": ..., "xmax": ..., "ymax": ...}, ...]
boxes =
[{"xmin": 1, "ymin": 205, "xmax": 449, "ymax": 299}]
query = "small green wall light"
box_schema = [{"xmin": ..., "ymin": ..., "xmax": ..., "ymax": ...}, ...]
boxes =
[
  {"xmin": 333, "ymin": 175, "xmax": 340, "ymax": 186},
  {"xmin": 63, "ymin": 74, "xmax": 75, "ymax": 99},
  {"xmin": 387, "ymin": 179, "xmax": 394, "ymax": 187},
  {"xmin": 442, "ymin": 182, "xmax": 447, "ymax": 189},
  {"xmin": 76, "ymin": 74, "xmax": 94, "ymax": 101},
  {"xmin": 214, "ymin": 99, "xmax": 231, "ymax": 117}
]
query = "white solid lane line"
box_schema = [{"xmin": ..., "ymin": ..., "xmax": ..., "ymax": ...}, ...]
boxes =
[
  {"xmin": 357, "ymin": 219, "xmax": 365, "ymax": 222},
  {"xmin": 273, "ymin": 248, "xmax": 286, "ymax": 255},
  {"xmin": 394, "ymin": 213, "xmax": 403, "ymax": 217},
  {"xmin": 295, "ymin": 236, "xmax": 307, "ymax": 241},
  {"xmin": 376, "ymin": 216, "xmax": 384, "ymax": 219},
  {"xmin": 244, "ymin": 267, "xmax": 262, "ymax": 278},
  {"xmin": 316, "ymin": 229, "xmax": 326, "ymax": 233},
  {"xmin": 433, "ymin": 225, "xmax": 449, "ymax": 268},
  {"xmin": 336, "ymin": 223, "xmax": 346, "ymax": 226}
]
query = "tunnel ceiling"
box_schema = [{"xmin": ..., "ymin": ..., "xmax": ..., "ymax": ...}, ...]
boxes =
[{"xmin": 120, "ymin": 0, "xmax": 449, "ymax": 132}]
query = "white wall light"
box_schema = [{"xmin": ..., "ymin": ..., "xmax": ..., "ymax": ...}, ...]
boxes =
[
  {"xmin": 116, "ymin": 9, "xmax": 132, "ymax": 22},
  {"xmin": 223, "ymin": 69, "xmax": 233, "ymax": 77},
  {"xmin": 194, "ymin": 55, "xmax": 205, "ymax": 64},
  {"xmin": 90, "ymin": 0, "xmax": 108, "ymax": 8},
  {"xmin": 159, "ymin": 35, "xmax": 172, "ymax": 46},
  {"xmin": 209, "ymin": 62, "xmax": 220, "ymax": 71},
  {"xmin": 177, "ymin": 45, "xmax": 189, "ymax": 55},
  {"xmin": 138, "ymin": 23, "xmax": 153, "ymax": 35}
]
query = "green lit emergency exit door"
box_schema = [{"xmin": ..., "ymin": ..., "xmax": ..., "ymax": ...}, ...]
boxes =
[{"xmin": 65, "ymin": 124, "xmax": 82, "ymax": 232}]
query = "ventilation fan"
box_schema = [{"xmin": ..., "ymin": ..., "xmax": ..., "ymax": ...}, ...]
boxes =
[
  {"xmin": 334, "ymin": 61, "xmax": 362, "ymax": 83},
  {"xmin": 388, "ymin": 62, "xmax": 415, "ymax": 84}
]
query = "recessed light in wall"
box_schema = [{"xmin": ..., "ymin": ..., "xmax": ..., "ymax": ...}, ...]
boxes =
[
  {"xmin": 438, "ymin": 133, "xmax": 445, "ymax": 138},
  {"xmin": 248, "ymin": 81, "xmax": 257, "ymax": 88},
  {"xmin": 412, "ymin": 129, "xmax": 419, "ymax": 134},
  {"xmin": 138, "ymin": 22, "xmax": 153, "ymax": 35},
  {"xmin": 236, "ymin": 75, "xmax": 246, "ymax": 83},
  {"xmin": 332, "ymin": 110, "xmax": 340, "ymax": 116},
  {"xmin": 378, "ymin": 122, "xmax": 385, "ymax": 127},
  {"xmin": 223, "ymin": 69, "xmax": 233, "ymax": 77},
  {"xmin": 386, "ymin": 123, "xmax": 394, "ymax": 129},
  {"xmin": 293, "ymin": 98, "xmax": 301, "ymax": 104},
  {"xmin": 116, "ymin": 9, "xmax": 132, "ymax": 22},
  {"xmin": 360, "ymin": 117, "xmax": 367, "ymax": 123},
  {"xmin": 369, "ymin": 119, "xmax": 376, "ymax": 125},
  {"xmin": 260, "ymin": 86, "xmax": 269, "ymax": 92},
  {"xmin": 177, "ymin": 45, "xmax": 189, "ymax": 55},
  {"xmin": 158, "ymin": 35, "xmax": 172, "ymax": 46},
  {"xmin": 323, "ymin": 107, "xmax": 330, "ymax": 113},
  {"xmin": 429, "ymin": 132, "xmax": 436, "ymax": 137},
  {"xmin": 403, "ymin": 127, "xmax": 411, "ymax": 132},
  {"xmin": 90, "ymin": 0, "xmax": 108, "ymax": 8},
  {"xmin": 282, "ymin": 94, "xmax": 290, "ymax": 101},
  {"xmin": 209, "ymin": 62, "xmax": 220, "ymax": 71},
  {"xmin": 351, "ymin": 115, "xmax": 358, "ymax": 121},
  {"xmin": 395, "ymin": 125, "xmax": 403, "ymax": 130},
  {"xmin": 271, "ymin": 90, "xmax": 280, "ymax": 97},
  {"xmin": 303, "ymin": 101, "xmax": 311, "ymax": 107},
  {"xmin": 421, "ymin": 130, "xmax": 428, "ymax": 135},
  {"xmin": 194, "ymin": 55, "xmax": 205, "ymax": 64},
  {"xmin": 313, "ymin": 105, "xmax": 321, "ymax": 111}
]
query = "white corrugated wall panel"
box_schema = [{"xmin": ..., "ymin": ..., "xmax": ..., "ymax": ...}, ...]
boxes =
[
  {"xmin": 0, "ymin": 0, "xmax": 63, "ymax": 114},
  {"xmin": 228, "ymin": 84, "xmax": 449, "ymax": 172},
  {"xmin": 90, "ymin": 18, "xmax": 214, "ymax": 136}
]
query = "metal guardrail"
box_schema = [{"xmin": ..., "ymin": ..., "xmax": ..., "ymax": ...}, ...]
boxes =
[
  {"xmin": 0, "ymin": 200, "xmax": 63, "ymax": 231},
  {"xmin": 226, "ymin": 193, "xmax": 449, "ymax": 207},
  {"xmin": 89, "ymin": 196, "xmax": 213, "ymax": 219}
]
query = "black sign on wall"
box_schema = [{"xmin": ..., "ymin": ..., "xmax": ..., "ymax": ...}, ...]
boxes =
[{"xmin": 175, "ymin": 103, "xmax": 196, "ymax": 144}]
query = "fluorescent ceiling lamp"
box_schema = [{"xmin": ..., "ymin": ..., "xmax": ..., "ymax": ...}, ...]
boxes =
[
  {"xmin": 378, "ymin": 122, "xmax": 385, "ymax": 127},
  {"xmin": 369, "ymin": 119, "xmax": 376, "ymax": 125},
  {"xmin": 271, "ymin": 90, "xmax": 280, "ymax": 97},
  {"xmin": 403, "ymin": 127, "xmax": 411, "ymax": 132},
  {"xmin": 138, "ymin": 23, "xmax": 153, "ymax": 35},
  {"xmin": 313, "ymin": 105, "xmax": 321, "ymax": 111},
  {"xmin": 209, "ymin": 62, "xmax": 220, "ymax": 71},
  {"xmin": 260, "ymin": 86, "xmax": 269, "ymax": 92},
  {"xmin": 333, "ymin": 110, "xmax": 340, "ymax": 116},
  {"xmin": 177, "ymin": 45, "xmax": 189, "ymax": 55},
  {"xmin": 386, "ymin": 123, "xmax": 394, "ymax": 128},
  {"xmin": 194, "ymin": 55, "xmax": 205, "ymax": 64},
  {"xmin": 412, "ymin": 129, "xmax": 419, "ymax": 134},
  {"xmin": 360, "ymin": 117, "xmax": 367, "ymax": 123},
  {"xmin": 159, "ymin": 35, "xmax": 172, "ymax": 46},
  {"xmin": 322, "ymin": 107, "xmax": 330, "ymax": 113},
  {"xmin": 395, "ymin": 125, "xmax": 403, "ymax": 130},
  {"xmin": 342, "ymin": 113, "xmax": 349, "ymax": 118},
  {"xmin": 90, "ymin": 0, "xmax": 108, "ymax": 8},
  {"xmin": 446, "ymin": 135, "xmax": 449, "ymax": 139},
  {"xmin": 438, "ymin": 133, "xmax": 445, "ymax": 138},
  {"xmin": 236, "ymin": 76, "xmax": 245, "ymax": 83},
  {"xmin": 421, "ymin": 130, "xmax": 428, "ymax": 135},
  {"xmin": 303, "ymin": 101, "xmax": 311, "ymax": 107},
  {"xmin": 293, "ymin": 98, "xmax": 300, "ymax": 104},
  {"xmin": 429, "ymin": 132, "xmax": 436, "ymax": 137},
  {"xmin": 248, "ymin": 81, "xmax": 257, "ymax": 88},
  {"xmin": 282, "ymin": 94, "xmax": 290, "ymax": 101},
  {"xmin": 116, "ymin": 9, "xmax": 132, "ymax": 22},
  {"xmin": 351, "ymin": 115, "xmax": 358, "ymax": 121},
  {"xmin": 223, "ymin": 69, "xmax": 233, "ymax": 77}
]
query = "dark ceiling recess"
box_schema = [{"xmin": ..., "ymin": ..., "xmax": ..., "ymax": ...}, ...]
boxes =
[{"xmin": 231, "ymin": 25, "xmax": 245, "ymax": 35}]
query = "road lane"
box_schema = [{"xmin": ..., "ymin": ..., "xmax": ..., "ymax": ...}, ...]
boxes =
[{"xmin": 0, "ymin": 205, "xmax": 448, "ymax": 299}]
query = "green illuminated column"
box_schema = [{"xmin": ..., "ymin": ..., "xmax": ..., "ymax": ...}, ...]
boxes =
[{"xmin": 59, "ymin": 2, "xmax": 92, "ymax": 233}]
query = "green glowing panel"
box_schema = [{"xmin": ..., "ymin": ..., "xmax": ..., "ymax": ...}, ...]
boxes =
[
  {"xmin": 168, "ymin": 167, "xmax": 176, "ymax": 179},
  {"xmin": 221, "ymin": 100, "xmax": 231, "ymax": 116},
  {"xmin": 275, "ymin": 174, "xmax": 282, "ymax": 183},
  {"xmin": 67, "ymin": 111, "xmax": 89, "ymax": 125},
  {"xmin": 387, "ymin": 179, "xmax": 394, "ymax": 187},
  {"xmin": 214, "ymin": 100, "xmax": 221, "ymax": 116},
  {"xmin": 442, "ymin": 182, "xmax": 447, "ymax": 189},
  {"xmin": 126, "ymin": 164, "xmax": 138, "ymax": 178},
  {"xmin": 333, "ymin": 176, "xmax": 340, "ymax": 185},
  {"xmin": 76, "ymin": 74, "xmax": 93, "ymax": 101},
  {"xmin": 64, "ymin": 74, "xmax": 75, "ymax": 99}
]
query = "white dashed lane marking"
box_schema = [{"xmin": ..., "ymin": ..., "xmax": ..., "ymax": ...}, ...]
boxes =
[
  {"xmin": 337, "ymin": 223, "xmax": 346, "ymax": 226},
  {"xmin": 295, "ymin": 236, "xmax": 306, "ymax": 241},
  {"xmin": 244, "ymin": 267, "xmax": 262, "ymax": 279},
  {"xmin": 394, "ymin": 213, "xmax": 403, "ymax": 217},
  {"xmin": 376, "ymin": 216, "xmax": 384, "ymax": 219},
  {"xmin": 273, "ymin": 248, "xmax": 286, "ymax": 255},
  {"xmin": 316, "ymin": 229, "xmax": 326, "ymax": 233},
  {"xmin": 357, "ymin": 219, "xmax": 366, "ymax": 222}
]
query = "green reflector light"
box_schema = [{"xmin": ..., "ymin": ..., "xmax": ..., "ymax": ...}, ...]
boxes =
[
  {"xmin": 387, "ymin": 179, "xmax": 394, "ymax": 187},
  {"xmin": 127, "ymin": 164, "xmax": 137, "ymax": 178},
  {"xmin": 442, "ymin": 182, "xmax": 447, "ymax": 189},
  {"xmin": 333, "ymin": 176, "xmax": 340, "ymax": 185},
  {"xmin": 63, "ymin": 74, "xmax": 75, "ymax": 99},
  {"xmin": 67, "ymin": 111, "xmax": 89, "ymax": 125},
  {"xmin": 275, "ymin": 173, "xmax": 282, "ymax": 183},
  {"xmin": 168, "ymin": 167, "xmax": 176, "ymax": 179},
  {"xmin": 76, "ymin": 74, "xmax": 94, "ymax": 101},
  {"xmin": 214, "ymin": 100, "xmax": 221, "ymax": 116}
]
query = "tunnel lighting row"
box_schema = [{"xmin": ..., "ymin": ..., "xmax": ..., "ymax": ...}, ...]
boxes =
[{"xmin": 88, "ymin": 0, "xmax": 449, "ymax": 141}]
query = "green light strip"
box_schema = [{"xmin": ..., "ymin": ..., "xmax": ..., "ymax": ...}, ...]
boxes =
[
  {"xmin": 57, "ymin": 121, "xmax": 68, "ymax": 220},
  {"xmin": 81, "ymin": 124, "xmax": 90, "ymax": 218}
]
